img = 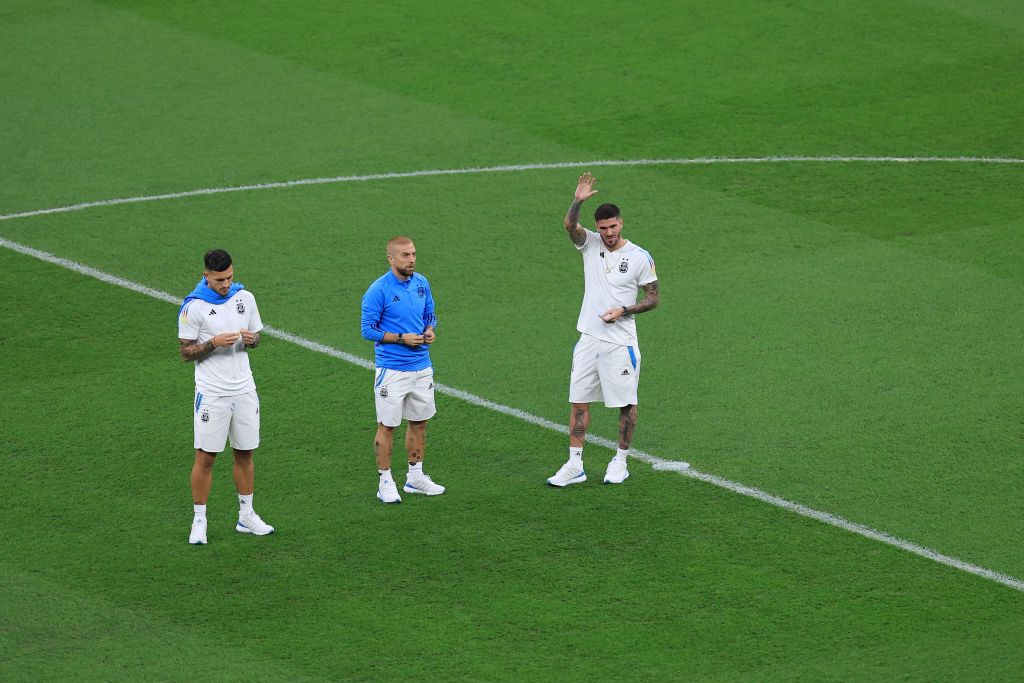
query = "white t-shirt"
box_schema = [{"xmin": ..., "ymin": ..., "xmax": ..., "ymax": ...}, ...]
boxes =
[
  {"xmin": 576, "ymin": 229, "xmax": 657, "ymax": 346},
  {"xmin": 178, "ymin": 290, "xmax": 263, "ymax": 396}
]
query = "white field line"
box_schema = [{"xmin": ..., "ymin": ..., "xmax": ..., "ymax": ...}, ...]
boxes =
[
  {"xmin": 2, "ymin": 155, "xmax": 1023, "ymax": 222},
  {"xmin": 2, "ymin": 232, "xmax": 1023, "ymax": 593}
]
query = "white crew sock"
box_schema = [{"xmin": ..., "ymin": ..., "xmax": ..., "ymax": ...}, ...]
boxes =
[
  {"xmin": 193, "ymin": 504, "xmax": 207, "ymax": 521},
  {"xmin": 408, "ymin": 461, "xmax": 423, "ymax": 476},
  {"xmin": 568, "ymin": 447, "xmax": 583, "ymax": 466},
  {"xmin": 379, "ymin": 468, "xmax": 394, "ymax": 483},
  {"xmin": 238, "ymin": 493, "xmax": 253, "ymax": 515},
  {"xmin": 614, "ymin": 448, "xmax": 629, "ymax": 462}
]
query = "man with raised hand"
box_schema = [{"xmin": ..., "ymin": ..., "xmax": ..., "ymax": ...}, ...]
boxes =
[
  {"xmin": 178, "ymin": 249, "xmax": 274, "ymax": 544},
  {"xmin": 548, "ymin": 172, "xmax": 661, "ymax": 487},
  {"xmin": 361, "ymin": 236, "xmax": 445, "ymax": 504}
]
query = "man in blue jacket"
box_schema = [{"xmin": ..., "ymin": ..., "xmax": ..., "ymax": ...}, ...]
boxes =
[{"xmin": 361, "ymin": 236, "xmax": 445, "ymax": 503}]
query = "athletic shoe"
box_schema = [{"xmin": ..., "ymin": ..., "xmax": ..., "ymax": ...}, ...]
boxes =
[
  {"xmin": 189, "ymin": 518, "xmax": 208, "ymax": 545},
  {"xmin": 604, "ymin": 457, "xmax": 630, "ymax": 484},
  {"xmin": 547, "ymin": 461, "xmax": 587, "ymax": 487},
  {"xmin": 236, "ymin": 511, "xmax": 275, "ymax": 535},
  {"xmin": 404, "ymin": 472, "xmax": 446, "ymax": 496},
  {"xmin": 377, "ymin": 478, "xmax": 402, "ymax": 504}
]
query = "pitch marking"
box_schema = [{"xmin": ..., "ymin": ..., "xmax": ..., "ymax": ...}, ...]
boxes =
[
  {"xmin": 1, "ymin": 232, "xmax": 1022, "ymax": 593},
  {"xmin": 2, "ymin": 155, "xmax": 1023, "ymax": 222}
]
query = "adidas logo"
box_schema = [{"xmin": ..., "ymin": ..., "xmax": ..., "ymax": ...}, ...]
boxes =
[
  {"xmin": 208, "ymin": 309, "xmax": 217, "ymax": 316},
  {"xmin": 392, "ymin": 295, "xmax": 400, "ymax": 302},
  {"xmin": 621, "ymin": 369, "xmax": 630, "ymax": 375}
]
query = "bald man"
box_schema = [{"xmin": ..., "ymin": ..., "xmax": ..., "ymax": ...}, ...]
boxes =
[{"xmin": 360, "ymin": 236, "xmax": 446, "ymax": 503}]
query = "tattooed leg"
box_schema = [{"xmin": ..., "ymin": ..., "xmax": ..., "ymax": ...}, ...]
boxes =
[
  {"xmin": 569, "ymin": 403, "xmax": 590, "ymax": 449},
  {"xmin": 374, "ymin": 424, "xmax": 395, "ymax": 470},
  {"xmin": 618, "ymin": 405, "xmax": 638, "ymax": 450},
  {"xmin": 406, "ymin": 420, "xmax": 427, "ymax": 464}
]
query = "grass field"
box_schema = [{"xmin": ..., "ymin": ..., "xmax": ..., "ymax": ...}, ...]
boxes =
[{"xmin": 3, "ymin": 1, "xmax": 1024, "ymax": 679}]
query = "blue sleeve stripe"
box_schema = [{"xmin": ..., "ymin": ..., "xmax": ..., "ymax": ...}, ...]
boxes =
[{"xmin": 627, "ymin": 346, "xmax": 637, "ymax": 370}]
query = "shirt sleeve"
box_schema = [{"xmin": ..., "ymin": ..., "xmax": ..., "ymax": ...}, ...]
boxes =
[
  {"xmin": 636, "ymin": 250, "xmax": 658, "ymax": 287},
  {"xmin": 422, "ymin": 280, "xmax": 436, "ymax": 330},
  {"xmin": 178, "ymin": 301, "xmax": 202, "ymax": 340},
  {"xmin": 248, "ymin": 295, "xmax": 264, "ymax": 333},
  {"xmin": 576, "ymin": 228, "xmax": 600, "ymax": 253},
  {"xmin": 360, "ymin": 284, "xmax": 386, "ymax": 342}
]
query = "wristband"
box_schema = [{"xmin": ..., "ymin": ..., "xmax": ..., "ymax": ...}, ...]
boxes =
[{"xmin": 396, "ymin": 333, "xmax": 404, "ymax": 344}]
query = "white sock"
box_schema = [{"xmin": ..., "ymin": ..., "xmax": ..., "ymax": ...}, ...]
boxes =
[
  {"xmin": 193, "ymin": 504, "xmax": 207, "ymax": 521},
  {"xmin": 379, "ymin": 468, "xmax": 394, "ymax": 483},
  {"xmin": 238, "ymin": 493, "xmax": 253, "ymax": 515},
  {"xmin": 568, "ymin": 447, "xmax": 583, "ymax": 466},
  {"xmin": 408, "ymin": 462, "xmax": 423, "ymax": 476},
  {"xmin": 614, "ymin": 448, "xmax": 629, "ymax": 461}
]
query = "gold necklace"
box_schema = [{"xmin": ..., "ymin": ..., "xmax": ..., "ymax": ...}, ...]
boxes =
[{"xmin": 603, "ymin": 242, "xmax": 626, "ymax": 273}]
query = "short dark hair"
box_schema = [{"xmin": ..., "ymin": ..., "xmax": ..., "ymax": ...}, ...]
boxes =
[
  {"xmin": 594, "ymin": 203, "xmax": 620, "ymax": 221},
  {"xmin": 204, "ymin": 249, "xmax": 232, "ymax": 272}
]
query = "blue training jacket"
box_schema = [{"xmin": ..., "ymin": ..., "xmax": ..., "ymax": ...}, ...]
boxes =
[{"xmin": 360, "ymin": 270, "xmax": 436, "ymax": 371}]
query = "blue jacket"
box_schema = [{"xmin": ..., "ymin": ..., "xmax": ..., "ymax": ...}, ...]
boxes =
[{"xmin": 360, "ymin": 270, "xmax": 436, "ymax": 371}]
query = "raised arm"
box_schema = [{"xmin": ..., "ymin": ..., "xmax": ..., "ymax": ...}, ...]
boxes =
[{"xmin": 564, "ymin": 171, "xmax": 598, "ymax": 247}]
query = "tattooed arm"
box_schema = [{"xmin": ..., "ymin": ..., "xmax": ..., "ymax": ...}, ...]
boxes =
[
  {"xmin": 180, "ymin": 338, "xmax": 215, "ymax": 362},
  {"xmin": 565, "ymin": 171, "xmax": 598, "ymax": 247},
  {"xmin": 599, "ymin": 280, "xmax": 661, "ymax": 323},
  {"xmin": 627, "ymin": 280, "xmax": 660, "ymax": 315},
  {"xmin": 179, "ymin": 332, "xmax": 240, "ymax": 361}
]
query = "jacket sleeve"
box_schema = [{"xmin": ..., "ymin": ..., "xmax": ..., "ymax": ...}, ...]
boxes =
[
  {"xmin": 360, "ymin": 285, "xmax": 386, "ymax": 342},
  {"xmin": 422, "ymin": 281, "xmax": 437, "ymax": 330}
]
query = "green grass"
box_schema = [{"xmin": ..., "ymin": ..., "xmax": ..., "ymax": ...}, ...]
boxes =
[{"xmin": 2, "ymin": 1, "xmax": 1024, "ymax": 679}]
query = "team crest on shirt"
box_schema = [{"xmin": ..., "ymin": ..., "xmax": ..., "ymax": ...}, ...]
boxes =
[
  {"xmin": 200, "ymin": 409, "xmax": 210, "ymax": 423},
  {"xmin": 236, "ymin": 300, "xmax": 245, "ymax": 314},
  {"xmin": 618, "ymin": 259, "xmax": 629, "ymax": 273},
  {"xmin": 379, "ymin": 387, "xmax": 388, "ymax": 398},
  {"xmin": 417, "ymin": 286, "xmax": 425, "ymax": 298}
]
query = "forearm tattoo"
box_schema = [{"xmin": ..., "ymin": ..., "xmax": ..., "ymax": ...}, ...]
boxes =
[
  {"xmin": 180, "ymin": 338, "xmax": 215, "ymax": 362},
  {"xmin": 627, "ymin": 280, "xmax": 660, "ymax": 315},
  {"xmin": 618, "ymin": 405, "xmax": 637, "ymax": 449},
  {"xmin": 565, "ymin": 200, "xmax": 586, "ymax": 246}
]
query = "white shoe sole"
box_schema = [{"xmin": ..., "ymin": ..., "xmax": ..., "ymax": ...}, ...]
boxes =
[
  {"xmin": 403, "ymin": 483, "xmax": 445, "ymax": 496},
  {"xmin": 189, "ymin": 536, "xmax": 207, "ymax": 545},
  {"xmin": 603, "ymin": 470, "xmax": 630, "ymax": 484},
  {"xmin": 547, "ymin": 472, "xmax": 587, "ymax": 487},
  {"xmin": 377, "ymin": 491, "xmax": 402, "ymax": 504},
  {"xmin": 235, "ymin": 522, "xmax": 274, "ymax": 535}
]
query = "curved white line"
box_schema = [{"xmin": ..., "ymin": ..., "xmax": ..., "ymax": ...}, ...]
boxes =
[
  {"xmin": 1, "ymin": 155, "xmax": 1022, "ymax": 222},
  {"xmin": 1, "ymin": 232, "xmax": 1022, "ymax": 593}
]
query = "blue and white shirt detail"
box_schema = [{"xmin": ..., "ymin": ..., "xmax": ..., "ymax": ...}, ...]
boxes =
[{"xmin": 361, "ymin": 271, "xmax": 436, "ymax": 372}]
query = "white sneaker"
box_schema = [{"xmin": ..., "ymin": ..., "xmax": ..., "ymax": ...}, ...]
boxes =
[
  {"xmin": 377, "ymin": 478, "xmax": 402, "ymax": 504},
  {"xmin": 189, "ymin": 518, "xmax": 207, "ymax": 545},
  {"xmin": 604, "ymin": 457, "xmax": 630, "ymax": 484},
  {"xmin": 547, "ymin": 461, "xmax": 587, "ymax": 487},
  {"xmin": 404, "ymin": 472, "xmax": 446, "ymax": 496},
  {"xmin": 236, "ymin": 510, "xmax": 275, "ymax": 535}
]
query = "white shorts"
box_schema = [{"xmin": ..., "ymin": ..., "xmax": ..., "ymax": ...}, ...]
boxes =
[
  {"xmin": 568, "ymin": 334, "xmax": 641, "ymax": 408},
  {"xmin": 373, "ymin": 367, "xmax": 436, "ymax": 427},
  {"xmin": 193, "ymin": 390, "xmax": 260, "ymax": 453}
]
